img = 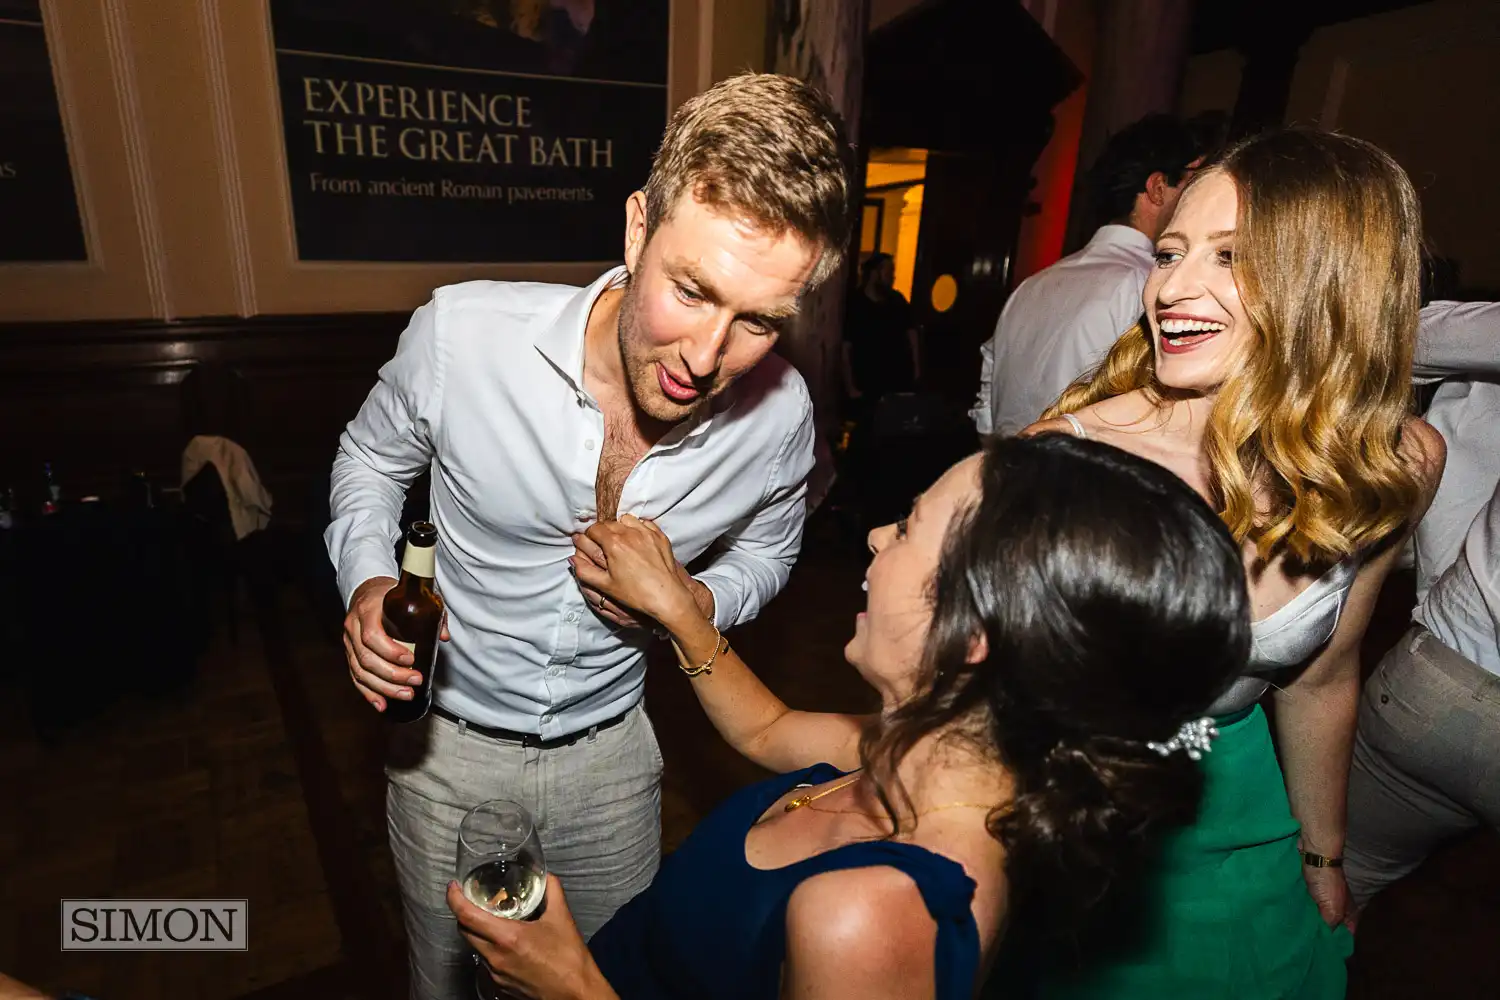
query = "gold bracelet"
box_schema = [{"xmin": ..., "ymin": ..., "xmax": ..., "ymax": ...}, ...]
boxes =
[
  {"xmin": 672, "ymin": 629, "xmax": 728, "ymax": 677},
  {"xmin": 1301, "ymin": 850, "xmax": 1343, "ymax": 868}
]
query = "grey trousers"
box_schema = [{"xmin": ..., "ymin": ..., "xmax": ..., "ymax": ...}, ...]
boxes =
[
  {"xmin": 386, "ymin": 704, "xmax": 663, "ymax": 1000},
  {"xmin": 1345, "ymin": 626, "xmax": 1500, "ymax": 906}
]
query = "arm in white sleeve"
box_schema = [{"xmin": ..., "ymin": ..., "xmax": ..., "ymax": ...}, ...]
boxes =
[
  {"xmin": 693, "ymin": 400, "xmax": 817, "ymax": 629},
  {"xmin": 970, "ymin": 333, "xmax": 995, "ymax": 435},
  {"xmin": 1413, "ymin": 300, "xmax": 1500, "ymax": 379},
  {"xmin": 325, "ymin": 298, "xmax": 446, "ymax": 607},
  {"xmin": 1467, "ymin": 480, "xmax": 1500, "ymax": 635}
]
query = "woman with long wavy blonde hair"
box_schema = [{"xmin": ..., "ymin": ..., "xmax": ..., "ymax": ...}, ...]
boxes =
[{"xmin": 1024, "ymin": 127, "xmax": 1445, "ymax": 998}]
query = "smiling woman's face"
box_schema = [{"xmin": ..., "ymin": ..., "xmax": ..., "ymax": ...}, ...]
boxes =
[
  {"xmin": 1143, "ymin": 170, "xmax": 1252, "ymax": 394},
  {"xmin": 846, "ymin": 454, "xmax": 981, "ymax": 705}
]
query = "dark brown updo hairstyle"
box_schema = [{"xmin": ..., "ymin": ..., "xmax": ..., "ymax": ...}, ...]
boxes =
[{"xmin": 862, "ymin": 433, "xmax": 1250, "ymax": 921}]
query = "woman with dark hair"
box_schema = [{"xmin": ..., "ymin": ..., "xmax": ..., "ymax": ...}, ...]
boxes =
[
  {"xmin": 443, "ymin": 434, "xmax": 1251, "ymax": 999},
  {"xmin": 1029, "ymin": 127, "xmax": 1447, "ymax": 995}
]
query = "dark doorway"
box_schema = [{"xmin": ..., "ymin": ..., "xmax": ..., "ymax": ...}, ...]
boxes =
[{"xmin": 860, "ymin": 0, "xmax": 1080, "ymax": 410}]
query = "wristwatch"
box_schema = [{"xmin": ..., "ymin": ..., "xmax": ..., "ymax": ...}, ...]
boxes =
[{"xmin": 1301, "ymin": 850, "xmax": 1343, "ymax": 868}]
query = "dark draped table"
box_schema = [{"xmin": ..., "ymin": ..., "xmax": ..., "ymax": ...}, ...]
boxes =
[{"xmin": 1, "ymin": 499, "xmax": 207, "ymax": 736}]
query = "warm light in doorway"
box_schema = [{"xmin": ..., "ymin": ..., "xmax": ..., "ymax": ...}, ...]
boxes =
[
  {"xmin": 861, "ymin": 148, "xmax": 927, "ymax": 300},
  {"xmin": 930, "ymin": 274, "xmax": 957, "ymax": 313}
]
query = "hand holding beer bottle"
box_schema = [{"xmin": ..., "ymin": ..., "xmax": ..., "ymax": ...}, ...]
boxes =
[{"xmin": 342, "ymin": 521, "xmax": 448, "ymax": 718}]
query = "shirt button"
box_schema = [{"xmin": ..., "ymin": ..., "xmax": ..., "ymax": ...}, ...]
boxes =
[
  {"xmin": 541, "ymin": 713, "xmax": 553, "ymax": 725},
  {"xmin": 584, "ymin": 439, "xmax": 595, "ymax": 451},
  {"xmin": 565, "ymin": 611, "xmax": 579, "ymax": 623}
]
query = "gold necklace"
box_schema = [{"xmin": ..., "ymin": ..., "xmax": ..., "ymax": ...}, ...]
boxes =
[
  {"xmin": 913, "ymin": 802, "xmax": 994, "ymax": 818},
  {"xmin": 783, "ymin": 773, "xmax": 995, "ymax": 820},
  {"xmin": 784, "ymin": 774, "xmax": 862, "ymax": 812},
  {"xmin": 806, "ymin": 800, "xmax": 995, "ymax": 820}
]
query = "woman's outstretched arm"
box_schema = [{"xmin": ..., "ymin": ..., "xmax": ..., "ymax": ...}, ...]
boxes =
[{"xmin": 575, "ymin": 516, "xmax": 867, "ymax": 773}]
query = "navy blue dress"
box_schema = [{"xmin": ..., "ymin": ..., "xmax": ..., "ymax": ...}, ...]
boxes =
[{"xmin": 589, "ymin": 763, "xmax": 982, "ymax": 999}]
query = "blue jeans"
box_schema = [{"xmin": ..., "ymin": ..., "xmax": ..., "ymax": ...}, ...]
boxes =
[{"xmin": 386, "ymin": 703, "xmax": 663, "ymax": 1000}]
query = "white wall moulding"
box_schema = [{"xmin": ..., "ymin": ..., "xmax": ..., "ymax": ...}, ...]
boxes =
[
  {"xmin": 199, "ymin": 0, "xmax": 259, "ymax": 317},
  {"xmin": 100, "ymin": 0, "xmax": 168, "ymax": 316},
  {"xmin": 0, "ymin": 1, "xmax": 160, "ymax": 321}
]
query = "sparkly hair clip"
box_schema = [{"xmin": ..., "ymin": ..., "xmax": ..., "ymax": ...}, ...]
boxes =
[{"xmin": 1146, "ymin": 717, "xmax": 1220, "ymax": 760}]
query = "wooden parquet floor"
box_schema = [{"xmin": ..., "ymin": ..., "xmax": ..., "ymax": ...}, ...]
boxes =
[{"xmin": 0, "ymin": 596, "xmax": 344, "ymax": 999}]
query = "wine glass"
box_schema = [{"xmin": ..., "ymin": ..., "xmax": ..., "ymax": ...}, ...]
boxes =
[{"xmin": 456, "ymin": 799, "xmax": 547, "ymax": 999}]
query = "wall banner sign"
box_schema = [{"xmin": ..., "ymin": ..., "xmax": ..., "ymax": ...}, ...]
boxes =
[
  {"xmin": 0, "ymin": 0, "xmax": 87, "ymax": 263},
  {"xmin": 268, "ymin": 0, "xmax": 670, "ymax": 263}
]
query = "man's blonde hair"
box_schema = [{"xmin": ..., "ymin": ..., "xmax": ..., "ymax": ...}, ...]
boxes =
[{"xmin": 643, "ymin": 73, "xmax": 852, "ymax": 287}]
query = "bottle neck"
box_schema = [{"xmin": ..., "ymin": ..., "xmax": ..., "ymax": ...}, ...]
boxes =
[{"xmin": 401, "ymin": 542, "xmax": 436, "ymax": 579}]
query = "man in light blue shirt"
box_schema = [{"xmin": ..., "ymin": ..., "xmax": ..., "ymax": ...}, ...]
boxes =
[{"xmin": 326, "ymin": 74, "xmax": 852, "ymax": 997}]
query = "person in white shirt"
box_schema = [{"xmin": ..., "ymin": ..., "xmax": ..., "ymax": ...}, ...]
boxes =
[
  {"xmin": 1345, "ymin": 300, "xmax": 1500, "ymax": 908},
  {"xmin": 971, "ymin": 114, "xmax": 1210, "ymax": 436},
  {"xmin": 325, "ymin": 73, "xmax": 851, "ymax": 999}
]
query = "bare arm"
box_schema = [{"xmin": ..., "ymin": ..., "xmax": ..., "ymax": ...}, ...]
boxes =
[
  {"xmin": 1272, "ymin": 545, "xmax": 1392, "ymax": 927},
  {"xmin": 1274, "ymin": 418, "xmax": 1445, "ymax": 926},
  {"xmin": 576, "ymin": 517, "xmax": 867, "ymax": 773},
  {"xmin": 0, "ymin": 973, "xmax": 50, "ymax": 1000},
  {"xmin": 781, "ymin": 868, "xmax": 939, "ymax": 1000},
  {"xmin": 655, "ymin": 594, "xmax": 868, "ymax": 773}
]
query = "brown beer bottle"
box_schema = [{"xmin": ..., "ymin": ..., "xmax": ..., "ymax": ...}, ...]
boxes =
[{"xmin": 382, "ymin": 521, "xmax": 444, "ymax": 724}]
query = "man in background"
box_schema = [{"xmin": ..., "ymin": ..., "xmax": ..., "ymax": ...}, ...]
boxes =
[
  {"xmin": 841, "ymin": 252, "xmax": 920, "ymax": 405},
  {"xmin": 971, "ymin": 113, "xmax": 1214, "ymax": 436}
]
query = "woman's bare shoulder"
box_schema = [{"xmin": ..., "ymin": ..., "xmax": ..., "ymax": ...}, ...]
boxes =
[
  {"xmin": 1020, "ymin": 416, "xmax": 1079, "ymax": 438},
  {"xmin": 783, "ymin": 866, "xmax": 937, "ymax": 996},
  {"xmin": 1020, "ymin": 390, "xmax": 1154, "ymax": 440}
]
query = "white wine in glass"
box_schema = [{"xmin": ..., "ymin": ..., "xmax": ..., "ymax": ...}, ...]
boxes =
[
  {"xmin": 462, "ymin": 854, "xmax": 546, "ymax": 920},
  {"xmin": 456, "ymin": 799, "xmax": 547, "ymax": 999},
  {"xmin": 457, "ymin": 799, "xmax": 547, "ymax": 918}
]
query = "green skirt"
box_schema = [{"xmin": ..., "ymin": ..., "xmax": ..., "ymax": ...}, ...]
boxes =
[{"xmin": 1039, "ymin": 704, "xmax": 1353, "ymax": 999}]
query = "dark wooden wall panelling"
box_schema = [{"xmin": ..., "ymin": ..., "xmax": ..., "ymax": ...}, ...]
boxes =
[{"xmin": 0, "ymin": 314, "xmax": 409, "ymax": 528}]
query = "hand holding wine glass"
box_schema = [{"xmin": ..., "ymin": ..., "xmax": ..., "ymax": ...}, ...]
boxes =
[
  {"xmin": 456, "ymin": 800, "xmax": 548, "ymax": 921},
  {"xmin": 454, "ymin": 800, "xmax": 549, "ymax": 998},
  {"xmin": 447, "ymin": 873, "xmax": 614, "ymax": 1000}
]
